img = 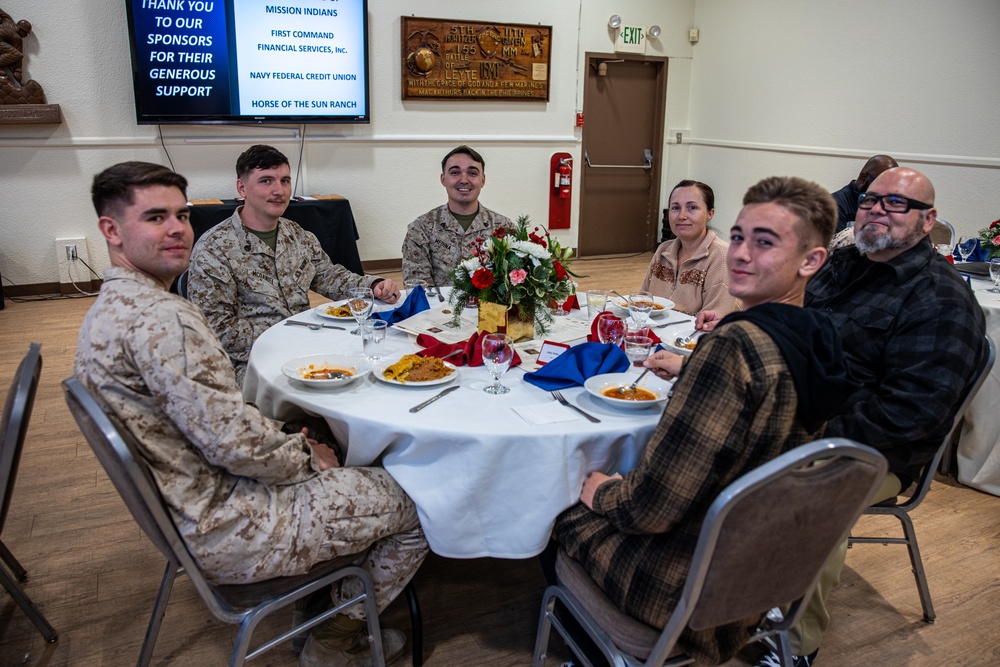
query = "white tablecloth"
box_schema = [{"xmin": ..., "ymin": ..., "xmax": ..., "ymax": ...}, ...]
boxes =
[
  {"xmin": 243, "ymin": 303, "xmax": 693, "ymax": 558},
  {"xmin": 958, "ymin": 275, "xmax": 1000, "ymax": 495}
]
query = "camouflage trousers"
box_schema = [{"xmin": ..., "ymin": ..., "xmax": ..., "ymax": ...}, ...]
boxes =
[{"xmin": 314, "ymin": 466, "xmax": 428, "ymax": 617}]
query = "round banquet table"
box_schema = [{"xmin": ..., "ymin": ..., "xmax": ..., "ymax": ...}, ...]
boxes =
[
  {"xmin": 243, "ymin": 301, "xmax": 693, "ymax": 558},
  {"xmin": 957, "ymin": 274, "xmax": 1000, "ymax": 496}
]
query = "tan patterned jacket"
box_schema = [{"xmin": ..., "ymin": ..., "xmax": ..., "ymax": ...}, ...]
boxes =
[
  {"xmin": 641, "ymin": 230, "xmax": 741, "ymax": 316},
  {"xmin": 188, "ymin": 209, "xmax": 383, "ymax": 385},
  {"xmin": 401, "ymin": 204, "xmax": 513, "ymax": 288},
  {"xmin": 75, "ymin": 267, "xmax": 335, "ymax": 583}
]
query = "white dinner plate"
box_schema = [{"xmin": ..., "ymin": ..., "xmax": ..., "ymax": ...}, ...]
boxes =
[
  {"xmin": 314, "ymin": 290, "xmax": 408, "ymax": 321},
  {"xmin": 662, "ymin": 329, "xmax": 703, "ymax": 358},
  {"xmin": 314, "ymin": 301, "xmax": 357, "ymax": 321},
  {"xmin": 609, "ymin": 295, "xmax": 675, "ymax": 319},
  {"xmin": 584, "ymin": 372, "xmax": 672, "ymax": 410},
  {"xmin": 281, "ymin": 354, "xmax": 372, "ymax": 387},
  {"xmin": 373, "ymin": 357, "xmax": 458, "ymax": 386}
]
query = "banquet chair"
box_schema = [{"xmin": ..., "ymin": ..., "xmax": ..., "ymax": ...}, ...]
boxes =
[
  {"xmin": 63, "ymin": 376, "xmax": 399, "ymax": 667},
  {"xmin": 532, "ymin": 439, "xmax": 887, "ymax": 667},
  {"xmin": 848, "ymin": 334, "xmax": 994, "ymax": 623},
  {"xmin": 1, "ymin": 343, "xmax": 58, "ymax": 643},
  {"xmin": 929, "ymin": 218, "xmax": 955, "ymax": 246},
  {"xmin": 175, "ymin": 269, "xmax": 189, "ymax": 299}
]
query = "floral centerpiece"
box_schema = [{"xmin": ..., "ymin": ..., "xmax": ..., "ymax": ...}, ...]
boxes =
[
  {"xmin": 449, "ymin": 215, "xmax": 579, "ymax": 339},
  {"xmin": 979, "ymin": 219, "xmax": 1000, "ymax": 259}
]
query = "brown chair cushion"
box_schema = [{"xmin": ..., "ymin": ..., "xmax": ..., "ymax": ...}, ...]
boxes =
[{"xmin": 556, "ymin": 550, "xmax": 683, "ymax": 660}]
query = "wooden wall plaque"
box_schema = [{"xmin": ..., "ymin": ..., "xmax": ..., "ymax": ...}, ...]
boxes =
[{"xmin": 401, "ymin": 16, "xmax": 551, "ymax": 101}]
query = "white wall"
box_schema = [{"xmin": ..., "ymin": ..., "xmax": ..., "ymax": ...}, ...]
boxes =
[
  {"xmin": 0, "ymin": 0, "xmax": 696, "ymax": 287},
  {"xmin": 685, "ymin": 0, "xmax": 1000, "ymax": 235}
]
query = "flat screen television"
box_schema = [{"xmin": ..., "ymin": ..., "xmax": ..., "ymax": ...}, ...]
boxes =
[{"xmin": 125, "ymin": 0, "xmax": 370, "ymax": 124}]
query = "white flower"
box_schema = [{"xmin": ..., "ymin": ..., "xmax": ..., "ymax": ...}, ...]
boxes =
[
  {"xmin": 510, "ymin": 240, "xmax": 550, "ymax": 261},
  {"xmin": 460, "ymin": 257, "xmax": 482, "ymax": 274}
]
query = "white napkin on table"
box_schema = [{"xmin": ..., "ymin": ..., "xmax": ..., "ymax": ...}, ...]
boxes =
[{"xmin": 512, "ymin": 403, "xmax": 582, "ymax": 425}]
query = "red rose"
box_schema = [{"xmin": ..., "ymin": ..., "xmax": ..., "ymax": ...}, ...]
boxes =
[
  {"xmin": 993, "ymin": 234, "xmax": 1000, "ymax": 246},
  {"xmin": 471, "ymin": 268, "xmax": 495, "ymax": 289},
  {"xmin": 991, "ymin": 219, "xmax": 1000, "ymax": 229},
  {"xmin": 493, "ymin": 228, "xmax": 507, "ymax": 239},
  {"xmin": 554, "ymin": 260, "xmax": 568, "ymax": 281}
]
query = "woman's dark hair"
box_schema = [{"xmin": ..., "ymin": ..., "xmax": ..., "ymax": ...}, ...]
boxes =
[{"xmin": 669, "ymin": 180, "xmax": 714, "ymax": 211}]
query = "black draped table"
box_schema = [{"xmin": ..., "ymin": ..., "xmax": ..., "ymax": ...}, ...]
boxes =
[{"xmin": 188, "ymin": 198, "xmax": 364, "ymax": 275}]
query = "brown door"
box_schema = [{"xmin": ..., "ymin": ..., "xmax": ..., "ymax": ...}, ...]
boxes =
[{"xmin": 578, "ymin": 54, "xmax": 667, "ymax": 256}]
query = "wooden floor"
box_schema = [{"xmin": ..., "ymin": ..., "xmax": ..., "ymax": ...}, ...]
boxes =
[{"xmin": 1, "ymin": 253, "xmax": 998, "ymax": 666}]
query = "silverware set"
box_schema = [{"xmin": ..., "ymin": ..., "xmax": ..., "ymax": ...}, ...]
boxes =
[
  {"xmin": 551, "ymin": 390, "xmax": 601, "ymax": 423},
  {"xmin": 284, "ymin": 320, "xmax": 346, "ymax": 331}
]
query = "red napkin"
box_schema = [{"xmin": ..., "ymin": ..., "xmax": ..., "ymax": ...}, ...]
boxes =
[
  {"xmin": 416, "ymin": 331, "xmax": 523, "ymax": 368},
  {"xmin": 585, "ymin": 312, "xmax": 661, "ymax": 344}
]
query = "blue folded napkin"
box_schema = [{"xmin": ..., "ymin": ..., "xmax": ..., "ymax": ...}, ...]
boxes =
[
  {"xmin": 523, "ymin": 342, "xmax": 631, "ymax": 391},
  {"xmin": 954, "ymin": 238, "xmax": 988, "ymax": 263},
  {"xmin": 372, "ymin": 285, "xmax": 430, "ymax": 324}
]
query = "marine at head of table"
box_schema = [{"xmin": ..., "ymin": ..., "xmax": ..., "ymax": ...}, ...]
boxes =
[
  {"xmin": 640, "ymin": 179, "xmax": 741, "ymax": 316},
  {"xmin": 401, "ymin": 144, "xmax": 513, "ymax": 289}
]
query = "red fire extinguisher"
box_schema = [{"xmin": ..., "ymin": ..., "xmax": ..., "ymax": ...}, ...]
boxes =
[{"xmin": 555, "ymin": 158, "xmax": 572, "ymax": 198}]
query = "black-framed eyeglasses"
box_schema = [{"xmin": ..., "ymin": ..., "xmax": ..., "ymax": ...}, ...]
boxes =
[{"xmin": 857, "ymin": 193, "xmax": 933, "ymax": 213}]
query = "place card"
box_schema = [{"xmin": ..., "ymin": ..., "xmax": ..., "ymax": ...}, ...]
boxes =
[{"xmin": 536, "ymin": 340, "xmax": 570, "ymax": 365}]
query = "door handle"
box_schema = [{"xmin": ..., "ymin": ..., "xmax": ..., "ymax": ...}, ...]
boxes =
[{"xmin": 584, "ymin": 148, "xmax": 653, "ymax": 169}]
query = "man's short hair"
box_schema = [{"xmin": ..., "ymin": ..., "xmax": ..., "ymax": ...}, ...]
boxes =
[
  {"xmin": 441, "ymin": 145, "xmax": 485, "ymax": 172},
  {"xmin": 743, "ymin": 176, "xmax": 837, "ymax": 249},
  {"xmin": 91, "ymin": 161, "xmax": 188, "ymax": 218},
  {"xmin": 236, "ymin": 144, "xmax": 290, "ymax": 179}
]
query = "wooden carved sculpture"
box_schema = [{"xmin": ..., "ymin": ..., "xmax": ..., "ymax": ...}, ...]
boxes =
[{"xmin": 0, "ymin": 7, "xmax": 47, "ymax": 105}]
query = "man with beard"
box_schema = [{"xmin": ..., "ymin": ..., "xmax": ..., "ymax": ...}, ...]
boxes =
[{"xmin": 755, "ymin": 167, "xmax": 986, "ymax": 667}]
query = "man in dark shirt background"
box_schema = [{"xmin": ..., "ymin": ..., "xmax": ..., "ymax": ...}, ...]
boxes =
[
  {"xmin": 829, "ymin": 154, "xmax": 898, "ymax": 233},
  {"xmin": 759, "ymin": 167, "xmax": 986, "ymax": 667}
]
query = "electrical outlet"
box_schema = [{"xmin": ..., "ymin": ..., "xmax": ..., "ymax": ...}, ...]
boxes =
[{"xmin": 55, "ymin": 237, "xmax": 89, "ymax": 288}]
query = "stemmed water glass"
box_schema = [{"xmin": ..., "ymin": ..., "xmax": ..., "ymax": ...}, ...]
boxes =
[
  {"xmin": 597, "ymin": 313, "xmax": 627, "ymax": 347},
  {"xmin": 989, "ymin": 258, "xmax": 1000, "ymax": 293},
  {"xmin": 957, "ymin": 236, "xmax": 977, "ymax": 263},
  {"xmin": 347, "ymin": 286, "xmax": 374, "ymax": 336},
  {"xmin": 628, "ymin": 290, "xmax": 654, "ymax": 329},
  {"xmin": 481, "ymin": 333, "xmax": 514, "ymax": 395}
]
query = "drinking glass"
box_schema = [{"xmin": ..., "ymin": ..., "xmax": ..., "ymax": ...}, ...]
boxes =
[
  {"xmin": 361, "ymin": 319, "xmax": 388, "ymax": 360},
  {"xmin": 597, "ymin": 313, "xmax": 626, "ymax": 347},
  {"xmin": 957, "ymin": 236, "xmax": 976, "ymax": 263},
  {"xmin": 628, "ymin": 290, "xmax": 654, "ymax": 328},
  {"xmin": 481, "ymin": 333, "xmax": 514, "ymax": 395},
  {"xmin": 990, "ymin": 258, "xmax": 1000, "ymax": 293},
  {"xmin": 347, "ymin": 286, "xmax": 374, "ymax": 335},
  {"xmin": 624, "ymin": 334, "xmax": 653, "ymax": 367},
  {"xmin": 587, "ymin": 290, "xmax": 608, "ymax": 319}
]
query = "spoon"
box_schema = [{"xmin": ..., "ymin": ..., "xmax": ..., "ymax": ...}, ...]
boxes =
[
  {"xmin": 675, "ymin": 331, "xmax": 700, "ymax": 349},
  {"xmin": 609, "ymin": 289, "xmax": 629, "ymax": 307},
  {"xmin": 620, "ymin": 367, "xmax": 651, "ymax": 394},
  {"xmin": 309, "ymin": 369, "xmax": 350, "ymax": 380}
]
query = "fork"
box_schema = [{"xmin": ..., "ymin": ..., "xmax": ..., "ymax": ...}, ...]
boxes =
[{"xmin": 551, "ymin": 390, "xmax": 601, "ymax": 423}]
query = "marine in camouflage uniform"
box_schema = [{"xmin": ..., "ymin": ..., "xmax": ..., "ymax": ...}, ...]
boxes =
[
  {"xmin": 401, "ymin": 203, "xmax": 513, "ymax": 289},
  {"xmin": 187, "ymin": 209, "xmax": 386, "ymax": 386},
  {"xmin": 76, "ymin": 265, "xmax": 427, "ymax": 612}
]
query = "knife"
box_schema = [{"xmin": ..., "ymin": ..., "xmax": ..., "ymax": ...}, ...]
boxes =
[
  {"xmin": 409, "ymin": 385, "xmax": 460, "ymax": 413},
  {"xmin": 284, "ymin": 320, "xmax": 347, "ymax": 331},
  {"xmin": 652, "ymin": 317, "xmax": 693, "ymax": 329}
]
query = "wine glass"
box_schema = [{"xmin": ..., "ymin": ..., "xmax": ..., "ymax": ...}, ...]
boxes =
[
  {"xmin": 990, "ymin": 258, "xmax": 1000, "ymax": 293},
  {"xmin": 957, "ymin": 236, "xmax": 977, "ymax": 263},
  {"xmin": 481, "ymin": 333, "xmax": 514, "ymax": 395},
  {"xmin": 597, "ymin": 313, "xmax": 626, "ymax": 347},
  {"xmin": 628, "ymin": 290, "xmax": 654, "ymax": 329},
  {"xmin": 347, "ymin": 286, "xmax": 374, "ymax": 336}
]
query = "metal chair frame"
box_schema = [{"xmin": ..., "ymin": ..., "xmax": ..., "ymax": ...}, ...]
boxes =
[
  {"xmin": 63, "ymin": 376, "xmax": 406, "ymax": 667},
  {"xmin": 0, "ymin": 342, "xmax": 57, "ymax": 643},
  {"xmin": 533, "ymin": 439, "xmax": 888, "ymax": 667},
  {"xmin": 848, "ymin": 335, "xmax": 995, "ymax": 623}
]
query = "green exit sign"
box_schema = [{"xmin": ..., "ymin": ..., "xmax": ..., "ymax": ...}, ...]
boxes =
[{"xmin": 616, "ymin": 25, "xmax": 645, "ymax": 54}]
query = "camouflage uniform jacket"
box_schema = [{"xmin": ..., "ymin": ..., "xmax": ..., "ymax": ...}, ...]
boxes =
[
  {"xmin": 401, "ymin": 204, "xmax": 513, "ymax": 288},
  {"xmin": 641, "ymin": 230, "xmax": 741, "ymax": 316},
  {"xmin": 75, "ymin": 267, "xmax": 337, "ymax": 584},
  {"xmin": 188, "ymin": 209, "xmax": 382, "ymax": 385}
]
